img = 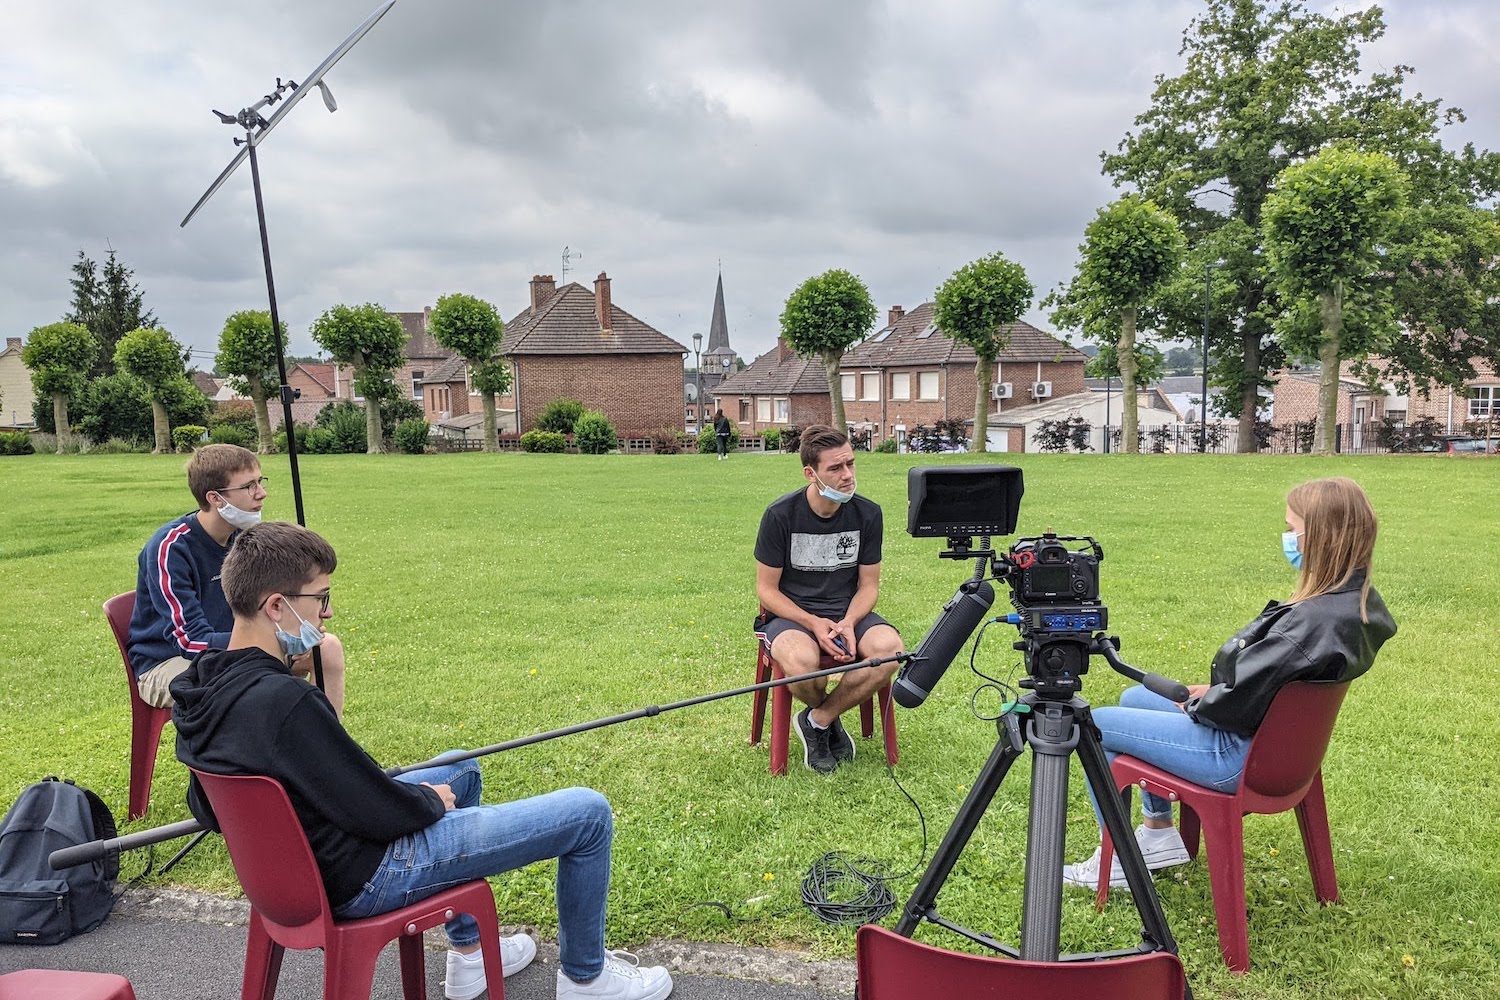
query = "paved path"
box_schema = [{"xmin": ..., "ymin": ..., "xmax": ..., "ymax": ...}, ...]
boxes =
[{"xmin": 0, "ymin": 889, "xmax": 852, "ymax": 1000}]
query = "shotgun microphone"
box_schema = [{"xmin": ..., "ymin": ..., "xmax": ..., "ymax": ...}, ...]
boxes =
[{"xmin": 893, "ymin": 579, "xmax": 996, "ymax": 708}]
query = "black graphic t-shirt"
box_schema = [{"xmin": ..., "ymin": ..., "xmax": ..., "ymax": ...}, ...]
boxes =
[{"xmin": 755, "ymin": 488, "xmax": 884, "ymax": 619}]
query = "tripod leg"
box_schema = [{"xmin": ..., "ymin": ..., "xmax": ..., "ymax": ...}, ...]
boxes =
[
  {"xmin": 895, "ymin": 713, "xmax": 1026, "ymax": 936},
  {"xmin": 159, "ymin": 830, "xmax": 212, "ymax": 877},
  {"xmin": 1018, "ymin": 702, "xmax": 1077, "ymax": 961},
  {"xmin": 1075, "ymin": 716, "xmax": 1180, "ymax": 955}
]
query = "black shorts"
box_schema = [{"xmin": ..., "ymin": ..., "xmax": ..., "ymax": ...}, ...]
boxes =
[{"xmin": 757, "ymin": 612, "xmax": 893, "ymax": 653}]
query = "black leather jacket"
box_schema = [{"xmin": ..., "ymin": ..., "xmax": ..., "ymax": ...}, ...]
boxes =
[{"xmin": 1185, "ymin": 570, "xmax": 1396, "ymax": 737}]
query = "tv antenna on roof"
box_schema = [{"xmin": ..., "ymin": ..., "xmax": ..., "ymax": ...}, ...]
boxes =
[
  {"xmin": 176, "ymin": 0, "xmax": 397, "ymax": 769},
  {"xmin": 562, "ymin": 245, "xmax": 583, "ymax": 282}
]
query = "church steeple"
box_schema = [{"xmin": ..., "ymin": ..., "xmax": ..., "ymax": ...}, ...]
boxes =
[{"xmin": 706, "ymin": 270, "xmax": 731, "ymax": 353}]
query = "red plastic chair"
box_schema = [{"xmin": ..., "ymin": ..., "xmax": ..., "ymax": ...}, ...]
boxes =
[
  {"xmin": 0, "ymin": 971, "xmax": 137, "ymax": 1000},
  {"xmin": 749, "ymin": 612, "xmax": 897, "ymax": 776},
  {"xmin": 104, "ymin": 592, "xmax": 173, "ymax": 821},
  {"xmin": 855, "ymin": 925, "xmax": 1186, "ymax": 999},
  {"xmin": 190, "ymin": 768, "xmax": 506, "ymax": 1000},
  {"xmin": 1096, "ymin": 680, "xmax": 1352, "ymax": 973}
]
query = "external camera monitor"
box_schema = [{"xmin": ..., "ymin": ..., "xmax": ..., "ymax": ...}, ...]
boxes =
[{"xmin": 906, "ymin": 466, "xmax": 1024, "ymax": 539}]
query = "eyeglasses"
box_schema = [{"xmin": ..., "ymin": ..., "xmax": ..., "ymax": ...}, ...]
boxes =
[
  {"xmin": 219, "ymin": 476, "xmax": 269, "ymax": 494},
  {"xmin": 284, "ymin": 591, "xmax": 332, "ymax": 614}
]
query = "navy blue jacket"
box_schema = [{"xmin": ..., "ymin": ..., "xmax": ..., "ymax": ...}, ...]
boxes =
[{"xmin": 126, "ymin": 512, "xmax": 235, "ymax": 677}]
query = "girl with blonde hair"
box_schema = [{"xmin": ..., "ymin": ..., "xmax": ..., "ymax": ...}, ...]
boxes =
[{"xmin": 1064, "ymin": 477, "xmax": 1397, "ymax": 889}]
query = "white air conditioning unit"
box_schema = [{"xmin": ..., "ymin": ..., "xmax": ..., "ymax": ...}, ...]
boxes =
[
  {"xmin": 991, "ymin": 382, "xmax": 1014, "ymax": 401},
  {"xmin": 1031, "ymin": 381, "xmax": 1053, "ymax": 399}
]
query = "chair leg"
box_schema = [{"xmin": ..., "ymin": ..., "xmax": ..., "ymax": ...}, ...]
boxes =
[
  {"xmin": 770, "ymin": 667, "xmax": 791, "ymax": 776},
  {"xmin": 1179, "ymin": 803, "xmax": 1202, "ymax": 860},
  {"xmin": 467, "ymin": 899, "xmax": 506, "ymax": 1000},
  {"xmin": 325, "ymin": 942, "xmax": 382, "ymax": 1000},
  {"xmin": 749, "ymin": 647, "xmax": 772, "ymax": 746},
  {"xmin": 128, "ymin": 704, "xmax": 169, "ymax": 821},
  {"xmin": 859, "ymin": 697, "xmax": 874, "ymax": 738},
  {"xmin": 1201, "ymin": 808, "xmax": 1251, "ymax": 973},
  {"xmin": 241, "ymin": 913, "xmax": 283, "ymax": 1000},
  {"xmin": 1295, "ymin": 770, "xmax": 1340, "ymax": 904},
  {"xmin": 397, "ymin": 933, "xmax": 428, "ymax": 1000},
  {"xmin": 878, "ymin": 684, "xmax": 898, "ymax": 766}
]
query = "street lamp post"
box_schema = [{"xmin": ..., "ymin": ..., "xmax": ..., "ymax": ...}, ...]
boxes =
[
  {"xmin": 692, "ymin": 333, "xmax": 703, "ymax": 433},
  {"xmin": 1104, "ymin": 374, "xmax": 1113, "ymax": 454}
]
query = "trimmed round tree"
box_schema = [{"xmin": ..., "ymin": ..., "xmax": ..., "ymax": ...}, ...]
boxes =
[
  {"xmin": 935, "ymin": 252, "xmax": 1033, "ymax": 452},
  {"xmin": 779, "ymin": 269, "xmax": 877, "ymax": 434},
  {"xmin": 428, "ymin": 293, "xmax": 508, "ymax": 452},
  {"xmin": 22, "ymin": 321, "xmax": 97, "ymax": 452},
  {"xmin": 1048, "ymin": 196, "xmax": 1184, "ymax": 453},
  {"xmin": 115, "ymin": 326, "xmax": 189, "ymax": 454},
  {"xmin": 216, "ymin": 309, "xmax": 285, "ymax": 454},
  {"xmin": 1263, "ymin": 145, "xmax": 1407, "ymax": 454},
  {"xmin": 310, "ymin": 303, "xmax": 407, "ymax": 454}
]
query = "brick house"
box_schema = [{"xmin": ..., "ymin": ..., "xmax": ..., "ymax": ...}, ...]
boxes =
[
  {"xmin": 710, "ymin": 339, "xmax": 833, "ymax": 433},
  {"xmin": 1272, "ymin": 357, "xmax": 1499, "ymax": 442},
  {"xmin": 424, "ymin": 273, "xmax": 687, "ymax": 438},
  {"xmin": 1268, "ymin": 367, "xmax": 1387, "ymax": 441}
]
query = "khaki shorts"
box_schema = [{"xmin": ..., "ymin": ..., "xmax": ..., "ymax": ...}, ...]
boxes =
[{"xmin": 137, "ymin": 655, "xmax": 193, "ymax": 709}]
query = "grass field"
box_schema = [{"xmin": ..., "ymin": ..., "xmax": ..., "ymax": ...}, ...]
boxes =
[{"xmin": 1, "ymin": 450, "xmax": 1496, "ymax": 998}]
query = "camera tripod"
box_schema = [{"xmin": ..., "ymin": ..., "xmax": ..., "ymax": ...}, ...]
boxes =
[{"xmin": 894, "ymin": 635, "xmax": 1185, "ymax": 975}]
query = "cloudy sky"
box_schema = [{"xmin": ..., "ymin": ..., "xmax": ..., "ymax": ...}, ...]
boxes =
[{"xmin": 4, "ymin": 1, "xmax": 1498, "ymax": 368}]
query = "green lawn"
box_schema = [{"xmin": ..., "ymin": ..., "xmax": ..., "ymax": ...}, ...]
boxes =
[{"xmin": 1, "ymin": 451, "xmax": 1495, "ymax": 998}]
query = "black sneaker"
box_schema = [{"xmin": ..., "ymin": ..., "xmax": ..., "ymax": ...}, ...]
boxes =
[
  {"xmin": 794, "ymin": 708, "xmax": 838, "ymax": 774},
  {"xmin": 826, "ymin": 715, "xmax": 855, "ymax": 763}
]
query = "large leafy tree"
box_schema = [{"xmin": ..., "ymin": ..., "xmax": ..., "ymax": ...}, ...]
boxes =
[
  {"xmin": 115, "ymin": 327, "xmax": 190, "ymax": 453},
  {"xmin": 66, "ymin": 250, "xmax": 156, "ymax": 377},
  {"xmin": 428, "ymin": 293, "xmax": 508, "ymax": 452},
  {"xmin": 310, "ymin": 303, "xmax": 406, "ymax": 453},
  {"xmin": 1103, "ymin": 0, "xmax": 1500, "ymax": 449},
  {"xmin": 1262, "ymin": 146, "xmax": 1407, "ymax": 454},
  {"xmin": 216, "ymin": 310, "xmax": 285, "ymax": 454},
  {"xmin": 1046, "ymin": 196, "xmax": 1184, "ymax": 453},
  {"xmin": 779, "ymin": 269, "xmax": 877, "ymax": 435},
  {"xmin": 934, "ymin": 252, "xmax": 1034, "ymax": 452},
  {"xmin": 21, "ymin": 321, "xmax": 97, "ymax": 452}
]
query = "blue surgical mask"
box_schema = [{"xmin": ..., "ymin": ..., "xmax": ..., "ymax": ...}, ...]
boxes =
[
  {"xmin": 1282, "ymin": 530, "xmax": 1303, "ymax": 570},
  {"xmin": 275, "ymin": 604, "xmax": 325, "ymax": 659},
  {"xmin": 815, "ymin": 474, "xmax": 856, "ymax": 505}
]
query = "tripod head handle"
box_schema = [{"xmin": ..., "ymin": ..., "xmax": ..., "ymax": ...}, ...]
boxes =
[{"xmin": 1093, "ymin": 635, "xmax": 1190, "ymax": 703}]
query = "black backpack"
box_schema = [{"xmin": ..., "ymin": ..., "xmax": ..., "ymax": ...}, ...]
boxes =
[{"xmin": 0, "ymin": 777, "xmax": 118, "ymax": 945}]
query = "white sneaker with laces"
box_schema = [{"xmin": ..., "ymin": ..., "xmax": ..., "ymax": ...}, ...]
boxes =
[
  {"xmin": 1062, "ymin": 845, "xmax": 1127, "ymax": 890},
  {"xmin": 1061, "ymin": 824, "xmax": 1194, "ymax": 891},
  {"xmin": 444, "ymin": 933, "xmax": 537, "ymax": 1000},
  {"xmin": 556, "ymin": 949, "xmax": 673, "ymax": 1000}
]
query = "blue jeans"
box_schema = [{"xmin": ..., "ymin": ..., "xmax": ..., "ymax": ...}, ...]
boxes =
[
  {"xmin": 1089, "ymin": 686, "xmax": 1251, "ymax": 825},
  {"xmin": 332, "ymin": 759, "xmax": 613, "ymax": 983}
]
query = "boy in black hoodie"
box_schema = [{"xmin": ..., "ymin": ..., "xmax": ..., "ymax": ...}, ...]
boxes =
[{"xmin": 172, "ymin": 521, "xmax": 673, "ymax": 1000}]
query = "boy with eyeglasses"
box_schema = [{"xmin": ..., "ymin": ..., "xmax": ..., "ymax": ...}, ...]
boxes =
[
  {"xmin": 127, "ymin": 443, "xmax": 346, "ymax": 714},
  {"xmin": 172, "ymin": 521, "xmax": 673, "ymax": 1000}
]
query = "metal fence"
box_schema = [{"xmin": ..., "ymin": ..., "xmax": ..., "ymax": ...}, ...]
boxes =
[{"xmin": 1080, "ymin": 421, "xmax": 1407, "ymax": 455}]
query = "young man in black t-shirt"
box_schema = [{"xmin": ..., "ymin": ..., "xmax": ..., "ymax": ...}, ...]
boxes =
[{"xmin": 754, "ymin": 425, "xmax": 904, "ymax": 773}]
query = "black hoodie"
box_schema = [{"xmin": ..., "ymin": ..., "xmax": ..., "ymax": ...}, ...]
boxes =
[{"xmin": 170, "ymin": 646, "xmax": 445, "ymax": 907}]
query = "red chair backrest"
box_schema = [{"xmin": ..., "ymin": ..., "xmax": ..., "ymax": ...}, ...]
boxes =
[
  {"xmin": 1240, "ymin": 681, "xmax": 1350, "ymax": 800},
  {"xmin": 856, "ymin": 926, "xmax": 1185, "ymax": 1000},
  {"xmin": 104, "ymin": 593, "xmax": 138, "ymax": 685},
  {"xmin": 189, "ymin": 769, "xmax": 331, "ymax": 933}
]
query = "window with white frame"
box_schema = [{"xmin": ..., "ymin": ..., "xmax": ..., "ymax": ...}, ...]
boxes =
[
  {"xmin": 1470, "ymin": 386, "xmax": 1497, "ymax": 417},
  {"xmin": 739, "ymin": 399, "xmax": 752, "ymax": 422},
  {"xmin": 411, "ymin": 370, "xmax": 424, "ymax": 400},
  {"xmin": 891, "ymin": 373, "xmax": 910, "ymax": 400},
  {"xmin": 860, "ymin": 373, "xmax": 880, "ymax": 401},
  {"xmin": 918, "ymin": 371, "xmax": 940, "ymax": 400},
  {"xmin": 757, "ymin": 397, "xmax": 772, "ymax": 422},
  {"xmin": 841, "ymin": 373, "xmax": 857, "ymax": 399},
  {"xmin": 775, "ymin": 398, "xmax": 789, "ymax": 421}
]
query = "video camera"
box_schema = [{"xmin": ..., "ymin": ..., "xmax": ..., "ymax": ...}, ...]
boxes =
[{"xmin": 895, "ymin": 466, "xmax": 1111, "ymax": 705}]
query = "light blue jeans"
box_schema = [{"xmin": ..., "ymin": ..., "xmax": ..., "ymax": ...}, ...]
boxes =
[
  {"xmin": 1089, "ymin": 685, "xmax": 1251, "ymax": 825},
  {"xmin": 332, "ymin": 758, "xmax": 613, "ymax": 982}
]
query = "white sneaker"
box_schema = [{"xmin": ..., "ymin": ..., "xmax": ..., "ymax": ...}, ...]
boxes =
[
  {"xmin": 445, "ymin": 933, "xmax": 537, "ymax": 999},
  {"xmin": 1061, "ymin": 825, "xmax": 1193, "ymax": 891},
  {"xmin": 556, "ymin": 949, "xmax": 673, "ymax": 1000}
]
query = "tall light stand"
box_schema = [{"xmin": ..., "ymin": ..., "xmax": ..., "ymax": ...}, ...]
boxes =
[
  {"xmin": 692, "ymin": 332, "xmax": 703, "ymax": 432},
  {"xmin": 1200, "ymin": 261, "xmax": 1223, "ymax": 452}
]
